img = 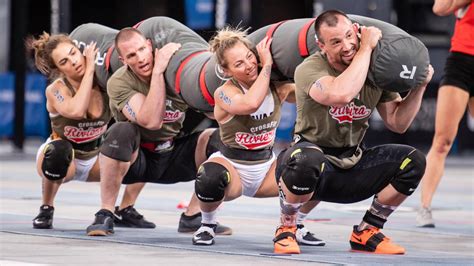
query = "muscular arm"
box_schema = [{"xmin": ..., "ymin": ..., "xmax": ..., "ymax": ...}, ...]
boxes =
[
  {"xmin": 121, "ymin": 44, "xmax": 180, "ymax": 130},
  {"xmin": 46, "ymin": 73, "xmax": 94, "ymax": 120},
  {"xmin": 215, "ymin": 64, "xmax": 273, "ymax": 115},
  {"xmin": 433, "ymin": 0, "xmax": 471, "ymax": 16},
  {"xmin": 308, "ymin": 46, "xmax": 373, "ymax": 107},
  {"xmin": 308, "ymin": 26, "xmax": 381, "ymax": 107}
]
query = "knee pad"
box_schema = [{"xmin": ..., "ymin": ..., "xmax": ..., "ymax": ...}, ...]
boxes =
[
  {"xmin": 100, "ymin": 122, "xmax": 140, "ymax": 162},
  {"xmin": 391, "ymin": 149, "xmax": 426, "ymax": 195},
  {"xmin": 195, "ymin": 162, "xmax": 230, "ymax": 202},
  {"xmin": 41, "ymin": 139, "xmax": 74, "ymax": 181},
  {"xmin": 280, "ymin": 147, "xmax": 325, "ymax": 195}
]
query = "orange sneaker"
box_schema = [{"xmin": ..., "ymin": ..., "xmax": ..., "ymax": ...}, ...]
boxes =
[
  {"xmin": 350, "ymin": 225, "xmax": 405, "ymax": 255},
  {"xmin": 273, "ymin": 225, "xmax": 300, "ymax": 254}
]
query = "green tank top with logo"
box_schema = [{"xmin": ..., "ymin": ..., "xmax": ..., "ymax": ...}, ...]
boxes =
[
  {"xmin": 50, "ymin": 78, "xmax": 111, "ymax": 160},
  {"xmin": 294, "ymin": 52, "xmax": 399, "ymax": 168}
]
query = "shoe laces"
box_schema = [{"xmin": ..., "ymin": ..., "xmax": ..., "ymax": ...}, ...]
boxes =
[
  {"xmin": 364, "ymin": 227, "xmax": 390, "ymax": 242},
  {"xmin": 195, "ymin": 225, "xmax": 215, "ymax": 237},
  {"xmin": 121, "ymin": 206, "xmax": 143, "ymax": 219}
]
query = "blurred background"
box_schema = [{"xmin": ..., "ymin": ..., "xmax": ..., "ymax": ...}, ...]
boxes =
[{"xmin": 0, "ymin": 0, "xmax": 472, "ymax": 155}]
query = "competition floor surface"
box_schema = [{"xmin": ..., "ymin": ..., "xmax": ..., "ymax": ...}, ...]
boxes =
[{"xmin": 1, "ymin": 141, "xmax": 473, "ymax": 265}]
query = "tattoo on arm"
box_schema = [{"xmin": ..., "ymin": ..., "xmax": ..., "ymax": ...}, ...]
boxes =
[
  {"xmin": 124, "ymin": 103, "xmax": 137, "ymax": 121},
  {"xmin": 53, "ymin": 90, "xmax": 64, "ymax": 103},
  {"xmin": 218, "ymin": 91, "xmax": 232, "ymax": 105},
  {"xmin": 314, "ymin": 80, "xmax": 324, "ymax": 91},
  {"xmin": 263, "ymin": 65, "xmax": 271, "ymax": 78}
]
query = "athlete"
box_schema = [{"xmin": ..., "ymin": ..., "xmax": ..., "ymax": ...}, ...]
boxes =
[
  {"xmin": 85, "ymin": 27, "xmax": 231, "ymax": 236},
  {"xmin": 273, "ymin": 10, "xmax": 433, "ymax": 254},
  {"xmin": 28, "ymin": 32, "xmax": 152, "ymax": 230},
  {"xmin": 192, "ymin": 28, "xmax": 323, "ymax": 247},
  {"xmin": 418, "ymin": 0, "xmax": 474, "ymax": 227}
]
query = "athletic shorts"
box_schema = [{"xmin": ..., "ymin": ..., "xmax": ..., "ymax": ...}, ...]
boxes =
[
  {"xmin": 209, "ymin": 151, "xmax": 276, "ymax": 197},
  {"xmin": 276, "ymin": 143, "xmax": 420, "ymax": 203},
  {"xmin": 36, "ymin": 138, "xmax": 96, "ymax": 182},
  {"xmin": 122, "ymin": 131, "xmax": 201, "ymax": 184},
  {"xmin": 440, "ymin": 51, "xmax": 474, "ymax": 97}
]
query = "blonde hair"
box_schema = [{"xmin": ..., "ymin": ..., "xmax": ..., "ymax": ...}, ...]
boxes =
[
  {"xmin": 26, "ymin": 32, "xmax": 74, "ymax": 77},
  {"xmin": 209, "ymin": 27, "xmax": 252, "ymax": 68}
]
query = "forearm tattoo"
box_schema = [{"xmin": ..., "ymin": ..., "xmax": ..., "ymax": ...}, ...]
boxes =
[
  {"xmin": 218, "ymin": 90, "xmax": 232, "ymax": 105},
  {"xmin": 53, "ymin": 90, "xmax": 64, "ymax": 103},
  {"xmin": 314, "ymin": 80, "xmax": 324, "ymax": 91},
  {"xmin": 124, "ymin": 103, "xmax": 137, "ymax": 121},
  {"xmin": 263, "ymin": 65, "xmax": 271, "ymax": 78}
]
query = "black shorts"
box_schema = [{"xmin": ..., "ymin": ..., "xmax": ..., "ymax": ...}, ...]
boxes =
[
  {"xmin": 440, "ymin": 51, "xmax": 474, "ymax": 97},
  {"xmin": 122, "ymin": 132, "xmax": 201, "ymax": 184},
  {"xmin": 276, "ymin": 143, "xmax": 419, "ymax": 203}
]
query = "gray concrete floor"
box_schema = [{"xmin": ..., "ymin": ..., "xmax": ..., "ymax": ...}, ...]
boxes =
[{"xmin": 0, "ymin": 140, "xmax": 473, "ymax": 265}]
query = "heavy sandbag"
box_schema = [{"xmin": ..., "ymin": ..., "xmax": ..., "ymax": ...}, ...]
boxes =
[
  {"xmin": 247, "ymin": 15, "xmax": 430, "ymax": 92},
  {"xmin": 69, "ymin": 23, "xmax": 119, "ymax": 89},
  {"xmin": 349, "ymin": 15, "xmax": 429, "ymax": 92},
  {"xmin": 248, "ymin": 18, "xmax": 318, "ymax": 81}
]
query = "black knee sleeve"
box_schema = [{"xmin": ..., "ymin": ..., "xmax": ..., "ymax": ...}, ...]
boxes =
[
  {"xmin": 195, "ymin": 162, "xmax": 230, "ymax": 202},
  {"xmin": 41, "ymin": 139, "xmax": 74, "ymax": 181},
  {"xmin": 100, "ymin": 122, "xmax": 140, "ymax": 162},
  {"xmin": 280, "ymin": 147, "xmax": 325, "ymax": 195},
  {"xmin": 391, "ymin": 149, "xmax": 426, "ymax": 195}
]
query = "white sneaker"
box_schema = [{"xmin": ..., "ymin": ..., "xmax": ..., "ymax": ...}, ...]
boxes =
[
  {"xmin": 296, "ymin": 224, "xmax": 325, "ymax": 246},
  {"xmin": 416, "ymin": 207, "xmax": 435, "ymax": 228}
]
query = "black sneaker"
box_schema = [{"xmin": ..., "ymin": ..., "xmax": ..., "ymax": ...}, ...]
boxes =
[
  {"xmin": 86, "ymin": 209, "xmax": 115, "ymax": 236},
  {"xmin": 33, "ymin": 205, "xmax": 54, "ymax": 229},
  {"xmin": 296, "ymin": 224, "xmax": 326, "ymax": 246},
  {"xmin": 113, "ymin": 205, "xmax": 156, "ymax": 228},
  {"xmin": 178, "ymin": 212, "xmax": 232, "ymax": 235},
  {"xmin": 192, "ymin": 224, "xmax": 216, "ymax": 245}
]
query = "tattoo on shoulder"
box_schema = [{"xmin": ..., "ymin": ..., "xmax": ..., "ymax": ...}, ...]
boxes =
[
  {"xmin": 218, "ymin": 90, "xmax": 232, "ymax": 105},
  {"xmin": 53, "ymin": 90, "xmax": 64, "ymax": 103},
  {"xmin": 314, "ymin": 80, "xmax": 324, "ymax": 91},
  {"xmin": 263, "ymin": 65, "xmax": 271, "ymax": 78},
  {"xmin": 124, "ymin": 103, "xmax": 137, "ymax": 121}
]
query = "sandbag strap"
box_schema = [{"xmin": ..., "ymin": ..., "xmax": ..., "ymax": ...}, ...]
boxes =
[
  {"xmin": 175, "ymin": 50, "xmax": 207, "ymax": 94},
  {"xmin": 298, "ymin": 19, "xmax": 316, "ymax": 57},
  {"xmin": 199, "ymin": 59, "xmax": 215, "ymax": 107}
]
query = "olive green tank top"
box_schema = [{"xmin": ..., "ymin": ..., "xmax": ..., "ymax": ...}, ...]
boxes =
[
  {"xmin": 50, "ymin": 78, "xmax": 112, "ymax": 160},
  {"xmin": 219, "ymin": 80, "xmax": 282, "ymax": 151}
]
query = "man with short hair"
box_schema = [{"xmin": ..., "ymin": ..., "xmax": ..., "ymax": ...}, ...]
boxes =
[
  {"xmin": 273, "ymin": 10, "xmax": 433, "ymax": 254},
  {"xmin": 86, "ymin": 27, "xmax": 231, "ymax": 236}
]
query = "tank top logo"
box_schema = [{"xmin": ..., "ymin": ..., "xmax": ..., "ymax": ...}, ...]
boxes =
[
  {"xmin": 163, "ymin": 110, "xmax": 184, "ymax": 123},
  {"xmin": 234, "ymin": 128, "xmax": 276, "ymax": 150},
  {"xmin": 329, "ymin": 102, "xmax": 371, "ymax": 123},
  {"xmin": 64, "ymin": 125, "xmax": 107, "ymax": 143}
]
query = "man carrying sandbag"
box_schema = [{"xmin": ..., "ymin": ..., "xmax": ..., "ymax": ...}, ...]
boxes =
[{"xmin": 273, "ymin": 10, "xmax": 434, "ymax": 255}]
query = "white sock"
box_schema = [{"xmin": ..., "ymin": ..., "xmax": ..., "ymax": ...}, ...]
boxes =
[
  {"xmin": 296, "ymin": 211, "xmax": 308, "ymax": 225},
  {"xmin": 201, "ymin": 210, "xmax": 217, "ymax": 225}
]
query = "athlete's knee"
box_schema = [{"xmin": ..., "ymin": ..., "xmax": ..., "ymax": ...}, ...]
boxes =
[
  {"xmin": 100, "ymin": 122, "xmax": 140, "ymax": 162},
  {"xmin": 432, "ymin": 135, "xmax": 455, "ymax": 155},
  {"xmin": 41, "ymin": 139, "xmax": 74, "ymax": 181},
  {"xmin": 391, "ymin": 148, "xmax": 426, "ymax": 196},
  {"xmin": 280, "ymin": 147, "xmax": 325, "ymax": 195},
  {"xmin": 195, "ymin": 162, "xmax": 230, "ymax": 202}
]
